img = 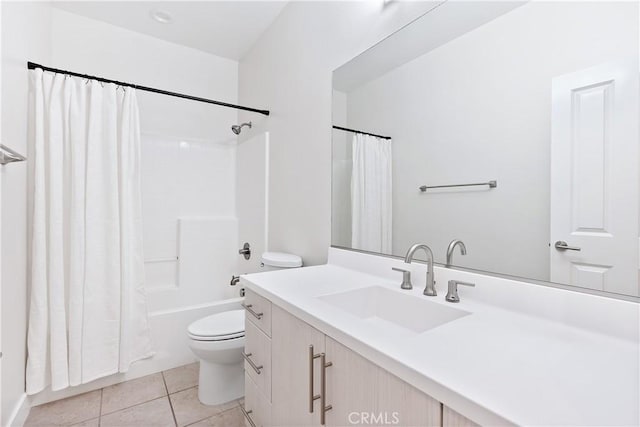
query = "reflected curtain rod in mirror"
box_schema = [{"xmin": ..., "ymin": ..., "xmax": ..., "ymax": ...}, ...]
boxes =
[
  {"xmin": 332, "ymin": 125, "xmax": 392, "ymax": 140},
  {"xmin": 27, "ymin": 61, "xmax": 270, "ymax": 116}
]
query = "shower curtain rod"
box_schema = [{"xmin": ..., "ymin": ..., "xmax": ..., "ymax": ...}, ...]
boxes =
[
  {"xmin": 27, "ymin": 61, "xmax": 270, "ymax": 116},
  {"xmin": 332, "ymin": 125, "xmax": 391, "ymax": 140}
]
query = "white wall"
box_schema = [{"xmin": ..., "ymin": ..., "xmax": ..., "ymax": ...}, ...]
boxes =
[
  {"xmin": 342, "ymin": 2, "xmax": 638, "ymax": 280},
  {"xmin": 238, "ymin": 1, "xmax": 444, "ymax": 266},
  {"xmin": 1, "ymin": 2, "xmax": 52, "ymax": 425}
]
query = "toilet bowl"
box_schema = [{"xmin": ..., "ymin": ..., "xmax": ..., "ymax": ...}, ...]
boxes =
[{"xmin": 187, "ymin": 309, "xmax": 245, "ymax": 405}]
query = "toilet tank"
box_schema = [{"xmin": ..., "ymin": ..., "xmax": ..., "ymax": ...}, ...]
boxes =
[{"xmin": 260, "ymin": 252, "xmax": 303, "ymax": 272}]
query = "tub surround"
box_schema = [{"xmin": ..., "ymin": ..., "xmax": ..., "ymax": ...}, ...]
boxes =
[{"xmin": 241, "ymin": 247, "xmax": 639, "ymax": 426}]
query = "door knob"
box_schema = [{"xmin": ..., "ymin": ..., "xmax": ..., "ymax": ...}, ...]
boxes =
[{"xmin": 554, "ymin": 241, "xmax": 581, "ymax": 251}]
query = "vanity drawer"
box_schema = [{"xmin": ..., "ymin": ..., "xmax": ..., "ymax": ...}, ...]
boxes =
[
  {"xmin": 244, "ymin": 318, "xmax": 272, "ymax": 400},
  {"xmin": 243, "ymin": 289, "xmax": 272, "ymax": 337},
  {"xmin": 243, "ymin": 374, "xmax": 272, "ymax": 427}
]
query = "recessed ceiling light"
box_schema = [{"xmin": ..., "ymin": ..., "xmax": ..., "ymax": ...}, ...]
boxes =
[{"xmin": 150, "ymin": 9, "xmax": 173, "ymax": 24}]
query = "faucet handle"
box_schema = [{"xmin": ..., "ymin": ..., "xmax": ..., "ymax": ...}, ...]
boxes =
[
  {"xmin": 445, "ymin": 280, "xmax": 475, "ymax": 303},
  {"xmin": 392, "ymin": 267, "xmax": 413, "ymax": 290}
]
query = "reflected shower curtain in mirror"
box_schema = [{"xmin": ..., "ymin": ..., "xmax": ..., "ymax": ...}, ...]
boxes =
[
  {"xmin": 351, "ymin": 134, "xmax": 392, "ymax": 253},
  {"xmin": 26, "ymin": 69, "xmax": 153, "ymax": 394}
]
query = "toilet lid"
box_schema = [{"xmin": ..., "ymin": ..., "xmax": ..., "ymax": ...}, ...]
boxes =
[
  {"xmin": 188, "ymin": 309, "xmax": 245, "ymax": 340},
  {"xmin": 261, "ymin": 251, "xmax": 303, "ymax": 268}
]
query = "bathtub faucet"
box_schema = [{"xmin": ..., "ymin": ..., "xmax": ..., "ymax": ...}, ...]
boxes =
[{"xmin": 230, "ymin": 275, "xmax": 240, "ymax": 286}]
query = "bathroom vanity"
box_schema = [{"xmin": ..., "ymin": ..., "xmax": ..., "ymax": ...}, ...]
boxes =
[{"xmin": 239, "ymin": 248, "xmax": 639, "ymax": 427}]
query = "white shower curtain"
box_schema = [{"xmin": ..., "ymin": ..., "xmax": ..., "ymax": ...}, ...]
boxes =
[
  {"xmin": 351, "ymin": 133, "xmax": 392, "ymax": 253},
  {"xmin": 26, "ymin": 69, "xmax": 153, "ymax": 395}
]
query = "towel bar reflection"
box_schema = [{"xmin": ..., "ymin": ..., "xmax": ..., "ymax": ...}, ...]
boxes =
[
  {"xmin": 419, "ymin": 180, "xmax": 497, "ymax": 192},
  {"xmin": 0, "ymin": 145, "xmax": 27, "ymax": 165}
]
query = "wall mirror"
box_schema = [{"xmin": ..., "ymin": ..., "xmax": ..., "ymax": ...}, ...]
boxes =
[{"xmin": 331, "ymin": 1, "xmax": 639, "ymax": 298}]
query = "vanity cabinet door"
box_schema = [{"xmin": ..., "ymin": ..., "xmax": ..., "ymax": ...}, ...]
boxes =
[
  {"xmin": 244, "ymin": 318, "xmax": 272, "ymax": 400},
  {"xmin": 271, "ymin": 305, "xmax": 325, "ymax": 426},
  {"xmin": 324, "ymin": 337, "xmax": 377, "ymax": 426},
  {"xmin": 325, "ymin": 337, "xmax": 441, "ymax": 427},
  {"xmin": 243, "ymin": 374, "xmax": 272, "ymax": 427},
  {"xmin": 442, "ymin": 405, "xmax": 479, "ymax": 427}
]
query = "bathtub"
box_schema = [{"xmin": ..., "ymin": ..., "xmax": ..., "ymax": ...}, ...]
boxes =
[{"xmin": 29, "ymin": 297, "xmax": 244, "ymax": 406}]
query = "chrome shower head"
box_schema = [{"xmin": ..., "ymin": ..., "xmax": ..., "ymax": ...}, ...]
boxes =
[{"xmin": 231, "ymin": 121, "xmax": 252, "ymax": 135}]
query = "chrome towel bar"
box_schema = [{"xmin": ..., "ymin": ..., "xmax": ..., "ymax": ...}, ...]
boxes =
[
  {"xmin": 0, "ymin": 144, "xmax": 26, "ymax": 165},
  {"xmin": 419, "ymin": 180, "xmax": 497, "ymax": 192}
]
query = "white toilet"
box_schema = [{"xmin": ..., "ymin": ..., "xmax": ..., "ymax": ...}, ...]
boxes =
[
  {"xmin": 187, "ymin": 309, "xmax": 246, "ymax": 405},
  {"xmin": 187, "ymin": 251, "xmax": 302, "ymax": 406}
]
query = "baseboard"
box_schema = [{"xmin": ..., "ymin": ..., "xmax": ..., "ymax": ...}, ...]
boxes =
[{"xmin": 6, "ymin": 393, "xmax": 30, "ymax": 427}]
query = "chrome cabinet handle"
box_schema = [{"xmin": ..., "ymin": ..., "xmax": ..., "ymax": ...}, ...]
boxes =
[
  {"xmin": 309, "ymin": 345, "xmax": 321, "ymax": 413},
  {"xmin": 554, "ymin": 241, "xmax": 581, "ymax": 251},
  {"xmin": 320, "ymin": 353, "xmax": 333, "ymax": 425},
  {"xmin": 240, "ymin": 405, "xmax": 257, "ymax": 427},
  {"xmin": 242, "ymin": 303, "xmax": 264, "ymax": 320},
  {"xmin": 243, "ymin": 352, "xmax": 263, "ymax": 375}
]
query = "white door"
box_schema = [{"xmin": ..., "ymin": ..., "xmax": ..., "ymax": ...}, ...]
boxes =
[{"xmin": 550, "ymin": 60, "xmax": 639, "ymax": 296}]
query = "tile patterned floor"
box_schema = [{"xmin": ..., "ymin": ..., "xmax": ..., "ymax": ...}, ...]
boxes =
[{"xmin": 24, "ymin": 363, "xmax": 245, "ymax": 427}]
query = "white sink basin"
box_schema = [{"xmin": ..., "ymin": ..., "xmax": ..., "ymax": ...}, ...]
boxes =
[{"xmin": 318, "ymin": 286, "xmax": 469, "ymax": 334}]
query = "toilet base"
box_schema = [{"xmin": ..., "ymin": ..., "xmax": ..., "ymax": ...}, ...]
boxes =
[{"xmin": 197, "ymin": 359, "xmax": 244, "ymax": 406}]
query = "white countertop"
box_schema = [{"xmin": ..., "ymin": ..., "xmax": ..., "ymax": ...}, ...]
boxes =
[{"xmin": 242, "ymin": 248, "xmax": 640, "ymax": 426}]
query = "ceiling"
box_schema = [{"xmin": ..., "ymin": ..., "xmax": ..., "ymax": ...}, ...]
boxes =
[
  {"xmin": 53, "ymin": 1, "xmax": 288, "ymax": 61},
  {"xmin": 333, "ymin": 1, "xmax": 526, "ymax": 92}
]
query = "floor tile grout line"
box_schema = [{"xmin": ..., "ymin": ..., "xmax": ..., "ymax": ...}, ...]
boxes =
[
  {"xmin": 181, "ymin": 405, "xmax": 238, "ymax": 427},
  {"xmin": 100, "ymin": 395, "xmax": 170, "ymax": 417},
  {"xmin": 185, "ymin": 399, "xmax": 242, "ymax": 426},
  {"xmin": 165, "ymin": 385, "xmax": 239, "ymax": 427},
  {"xmin": 183, "ymin": 415, "xmax": 210, "ymax": 427},
  {"xmin": 98, "ymin": 373, "xmax": 169, "ymax": 417},
  {"xmin": 98, "ymin": 383, "xmax": 199, "ymax": 418},
  {"xmin": 162, "ymin": 371, "xmax": 179, "ymax": 427},
  {"xmin": 26, "ymin": 365, "xmax": 200, "ymax": 426},
  {"xmin": 182, "ymin": 405, "xmax": 241, "ymax": 427}
]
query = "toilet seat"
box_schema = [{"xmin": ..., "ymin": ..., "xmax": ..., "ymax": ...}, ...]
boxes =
[{"xmin": 188, "ymin": 309, "xmax": 245, "ymax": 341}]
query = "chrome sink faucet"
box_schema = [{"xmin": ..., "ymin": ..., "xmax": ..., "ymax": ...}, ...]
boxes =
[
  {"xmin": 445, "ymin": 280, "xmax": 475, "ymax": 303},
  {"xmin": 446, "ymin": 239, "xmax": 467, "ymax": 267},
  {"xmin": 404, "ymin": 244, "xmax": 437, "ymax": 296}
]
